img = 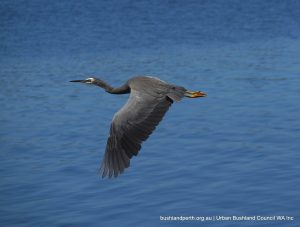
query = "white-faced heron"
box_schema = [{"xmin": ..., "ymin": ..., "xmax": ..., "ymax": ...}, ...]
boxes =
[{"xmin": 70, "ymin": 76, "xmax": 206, "ymax": 178}]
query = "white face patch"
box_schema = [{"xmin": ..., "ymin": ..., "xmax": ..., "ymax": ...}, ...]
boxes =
[{"xmin": 86, "ymin": 77, "xmax": 95, "ymax": 84}]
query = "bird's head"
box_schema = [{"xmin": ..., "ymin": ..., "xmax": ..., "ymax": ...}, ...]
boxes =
[{"xmin": 70, "ymin": 77, "xmax": 97, "ymax": 84}]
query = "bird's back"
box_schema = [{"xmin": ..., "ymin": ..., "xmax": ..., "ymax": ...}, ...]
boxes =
[{"xmin": 128, "ymin": 76, "xmax": 186, "ymax": 102}]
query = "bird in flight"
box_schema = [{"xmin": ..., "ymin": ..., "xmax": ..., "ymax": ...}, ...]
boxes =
[{"xmin": 70, "ymin": 76, "xmax": 206, "ymax": 178}]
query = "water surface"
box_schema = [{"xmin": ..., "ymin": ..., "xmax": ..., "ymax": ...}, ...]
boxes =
[{"xmin": 1, "ymin": 0, "xmax": 300, "ymax": 226}]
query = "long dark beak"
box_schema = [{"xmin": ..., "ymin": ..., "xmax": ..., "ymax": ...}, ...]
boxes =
[{"xmin": 70, "ymin": 79, "xmax": 87, "ymax": 83}]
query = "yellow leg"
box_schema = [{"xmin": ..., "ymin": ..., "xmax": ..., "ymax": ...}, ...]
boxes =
[{"xmin": 185, "ymin": 90, "xmax": 207, "ymax": 98}]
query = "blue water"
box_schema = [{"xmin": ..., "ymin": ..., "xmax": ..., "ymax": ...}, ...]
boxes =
[{"xmin": 1, "ymin": 0, "xmax": 300, "ymax": 226}]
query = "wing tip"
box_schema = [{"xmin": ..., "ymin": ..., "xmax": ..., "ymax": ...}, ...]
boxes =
[{"xmin": 97, "ymin": 157, "xmax": 130, "ymax": 179}]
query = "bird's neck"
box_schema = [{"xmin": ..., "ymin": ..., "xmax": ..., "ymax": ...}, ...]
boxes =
[{"xmin": 94, "ymin": 79, "xmax": 130, "ymax": 94}]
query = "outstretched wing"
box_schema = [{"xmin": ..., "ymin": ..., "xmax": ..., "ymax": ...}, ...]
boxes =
[{"xmin": 99, "ymin": 89, "xmax": 174, "ymax": 178}]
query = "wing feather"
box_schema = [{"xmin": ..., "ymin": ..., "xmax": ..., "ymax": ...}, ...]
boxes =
[{"xmin": 99, "ymin": 89, "xmax": 173, "ymax": 178}]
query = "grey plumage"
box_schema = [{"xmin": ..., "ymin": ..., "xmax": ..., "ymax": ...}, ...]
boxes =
[
  {"xmin": 70, "ymin": 76, "xmax": 206, "ymax": 178},
  {"xmin": 100, "ymin": 77, "xmax": 185, "ymax": 178}
]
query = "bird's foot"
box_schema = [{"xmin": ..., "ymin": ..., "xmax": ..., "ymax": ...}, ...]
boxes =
[{"xmin": 185, "ymin": 90, "xmax": 207, "ymax": 98}]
